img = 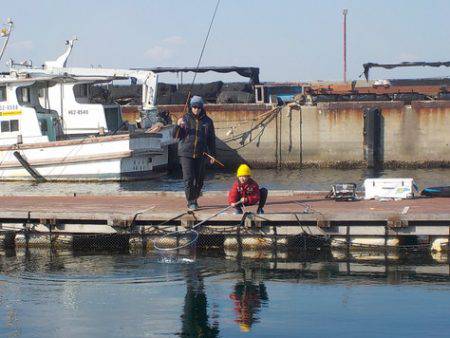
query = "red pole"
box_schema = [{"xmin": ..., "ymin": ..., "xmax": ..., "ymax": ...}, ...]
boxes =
[{"xmin": 343, "ymin": 9, "xmax": 348, "ymax": 82}]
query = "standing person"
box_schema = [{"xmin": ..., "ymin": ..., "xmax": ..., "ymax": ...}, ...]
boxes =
[
  {"xmin": 173, "ymin": 96, "xmax": 216, "ymax": 211},
  {"xmin": 228, "ymin": 164, "xmax": 268, "ymax": 214}
]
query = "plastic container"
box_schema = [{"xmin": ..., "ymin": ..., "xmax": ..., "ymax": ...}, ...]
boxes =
[{"xmin": 364, "ymin": 178, "xmax": 418, "ymax": 200}]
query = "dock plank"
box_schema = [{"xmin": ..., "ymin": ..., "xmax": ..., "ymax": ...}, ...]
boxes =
[{"xmin": 0, "ymin": 194, "xmax": 449, "ymax": 229}]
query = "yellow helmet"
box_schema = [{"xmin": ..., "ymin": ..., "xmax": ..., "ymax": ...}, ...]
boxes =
[
  {"xmin": 237, "ymin": 164, "xmax": 251, "ymax": 177},
  {"xmin": 239, "ymin": 323, "xmax": 251, "ymax": 332}
]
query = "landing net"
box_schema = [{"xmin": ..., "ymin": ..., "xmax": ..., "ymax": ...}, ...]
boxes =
[{"xmin": 153, "ymin": 229, "xmax": 199, "ymax": 252}]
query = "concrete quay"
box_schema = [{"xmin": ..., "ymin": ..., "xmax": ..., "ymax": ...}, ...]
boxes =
[
  {"xmin": 0, "ymin": 192, "xmax": 449, "ymax": 251},
  {"xmin": 161, "ymin": 101, "xmax": 450, "ymax": 168}
]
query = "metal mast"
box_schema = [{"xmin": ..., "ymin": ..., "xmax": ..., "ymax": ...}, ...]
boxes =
[
  {"xmin": 343, "ymin": 9, "xmax": 348, "ymax": 82},
  {"xmin": 0, "ymin": 18, "xmax": 13, "ymax": 62}
]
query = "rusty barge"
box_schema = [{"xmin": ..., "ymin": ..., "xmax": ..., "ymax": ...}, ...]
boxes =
[{"xmin": 103, "ymin": 64, "xmax": 450, "ymax": 169}]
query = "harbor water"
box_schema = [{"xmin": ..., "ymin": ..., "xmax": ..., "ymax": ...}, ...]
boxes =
[
  {"xmin": 1, "ymin": 168, "xmax": 450, "ymax": 195},
  {"xmin": 0, "ymin": 249, "xmax": 449, "ymax": 337},
  {"xmin": 1, "ymin": 168, "xmax": 450, "ymax": 337}
]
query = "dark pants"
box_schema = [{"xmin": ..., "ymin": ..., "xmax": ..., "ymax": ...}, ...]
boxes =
[
  {"xmin": 235, "ymin": 188, "xmax": 268, "ymax": 212},
  {"xmin": 180, "ymin": 156, "xmax": 206, "ymax": 205}
]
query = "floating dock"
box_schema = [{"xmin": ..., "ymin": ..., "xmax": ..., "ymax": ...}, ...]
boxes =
[{"xmin": 0, "ymin": 192, "xmax": 449, "ymax": 252}]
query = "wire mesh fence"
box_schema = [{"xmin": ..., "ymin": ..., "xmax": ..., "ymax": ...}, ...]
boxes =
[{"xmin": 0, "ymin": 221, "xmax": 446, "ymax": 254}]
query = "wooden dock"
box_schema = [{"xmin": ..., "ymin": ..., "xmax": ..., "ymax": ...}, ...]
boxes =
[{"xmin": 0, "ymin": 192, "xmax": 449, "ymax": 251}]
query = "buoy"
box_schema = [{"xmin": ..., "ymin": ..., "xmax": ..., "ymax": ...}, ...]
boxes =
[
  {"xmin": 330, "ymin": 250, "xmax": 347, "ymax": 260},
  {"xmin": 14, "ymin": 233, "xmax": 73, "ymax": 248},
  {"xmin": 224, "ymin": 236, "xmax": 287, "ymax": 249},
  {"xmin": 15, "ymin": 233, "xmax": 51, "ymax": 247},
  {"xmin": 331, "ymin": 236, "xmax": 399, "ymax": 248},
  {"xmin": 431, "ymin": 238, "xmax": 449, "ymax": 252},
  {"xmin": 241, "ymin": 237, "xmax": 272, "ymax": 249},
  {"xmin": 431, "ymin": 251, "xmax": 448, "ymax": 263},
  {"xmin": 52, "ymin": 234, "xmax": 73, "ymax": 248},
  {"xmin": 224, "ymin": 248, "xmax": 288, "ymax": 260},
  {"xmin": 331, "ymin": 249, "xmax": 399, "ymax": 261},
  {"xmin": 351, "ymin": 251, "xmax": 399, "ymax": 261},
  {"xmin": 129, "ymin": 235, "xmax": 144, "ymax": 249}
]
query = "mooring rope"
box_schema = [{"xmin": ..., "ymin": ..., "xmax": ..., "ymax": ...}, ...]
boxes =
[{"xmin": 216, "ymin": 107, "xmax": 281, "ymax": 152}]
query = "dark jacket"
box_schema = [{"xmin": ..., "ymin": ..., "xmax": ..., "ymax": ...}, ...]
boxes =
[{"xmin": 173, "ymin": 109, "xmax": 216, "ymax": 158}]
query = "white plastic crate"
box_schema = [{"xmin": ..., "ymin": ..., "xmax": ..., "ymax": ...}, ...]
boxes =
[{"xmin": 364, "ymin": 178, "xmax": 418, "ymax": 200}]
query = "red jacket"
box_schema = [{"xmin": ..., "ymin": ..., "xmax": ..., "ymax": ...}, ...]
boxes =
[{"xmin": 228, "ymin": 178, "xmax": 260, "ymax": 205}]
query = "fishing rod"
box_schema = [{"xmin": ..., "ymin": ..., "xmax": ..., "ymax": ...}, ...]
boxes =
[
  {"xmin": 175, "ymin": 0, "xmax": 222, "ymax": 169},
  {"xmin": 180, "ymin": 0, "xmax": 221, "ymax": 115},
  {"xmin": 203, "ymin": 152, "xmax": 224, "ymax": 167}
]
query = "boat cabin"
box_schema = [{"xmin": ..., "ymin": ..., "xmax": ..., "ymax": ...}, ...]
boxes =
[
  {"xmin": 0, "ymin": 74, "xmax": 126, "ymax": 146},
  {"xmin": 0, "ymin": 76, "xmax": 61, "ymax": 146},
  {"xmin": 37, "ymin": 78, "xmax": 123, "ymax": 137}
]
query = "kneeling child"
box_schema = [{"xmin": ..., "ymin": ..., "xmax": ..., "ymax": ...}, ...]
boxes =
[{"xmin": 228, "ymin": 164, "xmax": 267, "ymax": 214}]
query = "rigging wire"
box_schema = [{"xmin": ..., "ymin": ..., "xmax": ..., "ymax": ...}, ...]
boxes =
[{"xmin": 181, "ymin": 0, "xmax": 221, "ymax": 114}]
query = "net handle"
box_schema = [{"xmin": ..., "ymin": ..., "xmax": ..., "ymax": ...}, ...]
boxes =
[
  {"xmin": 153, "ymin": 203, "xmax": 240, "ymax": 251},
  {"xmin": 191, "ymin": 203, "xmax": 239, "ymax": 230}
]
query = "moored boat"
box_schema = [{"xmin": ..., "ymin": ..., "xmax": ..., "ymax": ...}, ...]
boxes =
[{"xmin": 0, "ymin": 24, "xmax": 174, "ymax": 181}]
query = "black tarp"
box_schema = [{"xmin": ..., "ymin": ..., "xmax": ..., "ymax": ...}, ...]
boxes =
[
  {"xmin": 216, "ymin": 91, "xmax": 254, "ymax": 104},
  {"xmin": 388, "ymin": 77, "xmax": 450, "ymax": 86},
  {"xmin": 134, "ymin": 66, "xmax": 260, "ymax": 85},
  {"xmin": 363, "ymin": 61, "xmax": 450, "ymax": 80}
]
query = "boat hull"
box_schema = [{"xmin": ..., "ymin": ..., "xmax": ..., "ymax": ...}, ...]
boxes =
[{"xmin": 0, "ymin": 133, "xmax": 169, "ymax": 182}]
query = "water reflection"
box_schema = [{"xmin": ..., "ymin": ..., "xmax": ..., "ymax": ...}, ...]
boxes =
[
  {"xmin": 1, "ymin": 247, "xmax": 449, "ymax": 284},
  {"xmin": 229, "ymin": 270, "xmax": 268, "ymax": 332},
  {"xmin": 181, "ymin": 266, "xmax": 219, "ymax": 337},
  {"xmin": 0, "ymin": 248, "xmax": 449, "ymax": 337}
]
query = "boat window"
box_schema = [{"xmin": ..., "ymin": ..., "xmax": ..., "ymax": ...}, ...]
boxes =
[
  {"xmin": 16, "ymin": 87, "xmax": 31, "ymax": 105},
  {"xmin": 104, "ymin": 107, "xmax": 122, "ymax": 131},
  {"xmin": 38, "ymin": 87, "xmax": 47, "ymax": 98},
  {"xmin": 74, "ymin": 84, "xmax": 89, "ymax": 98},
  {"xmin": 1, "ymin": 119, "xmax": 19, "ymax": 132},
  {"xmin": 20, "ymin": 87, "xmax": 31, "ymax": 103},
  {"xmin": 39, "ymin": 119, "xmax": 48, "ymax": 133},
  {"xmin": 0, "ymin": 86, "xmax": 6, "ymax": 101},
  {"xmin": 10, "ymin": 119, "xmax": 19, "ymax": 131},
  {"xmin": 255, "ymin": 85, "xmax": 264, "ymax": 104}
]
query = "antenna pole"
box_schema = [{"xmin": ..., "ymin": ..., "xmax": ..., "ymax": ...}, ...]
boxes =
[
  {"xmin": 343, "ymin": 9, "xmax": 348, "ymax": 82},
  {"xmin": 0, "ymin": 19, "xmax": 13, "ymax": 63}
]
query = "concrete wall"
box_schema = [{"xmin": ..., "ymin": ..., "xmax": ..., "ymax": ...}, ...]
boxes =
[
  {"xmin": 160, "ymin": 100, "xmax": 450, "ymax": 168},
  {"xmin": 382, "ymin": 101, "xmax": 450, "ymax": 163},
  {"xmin": 301, "ymin": 104, "xmax": 363, "ymax": 165}
]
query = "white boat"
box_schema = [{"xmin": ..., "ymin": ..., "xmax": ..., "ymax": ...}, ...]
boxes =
[{"xmin": 0, "ymin": 22, "xmax": 174, "ymax": 181}]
